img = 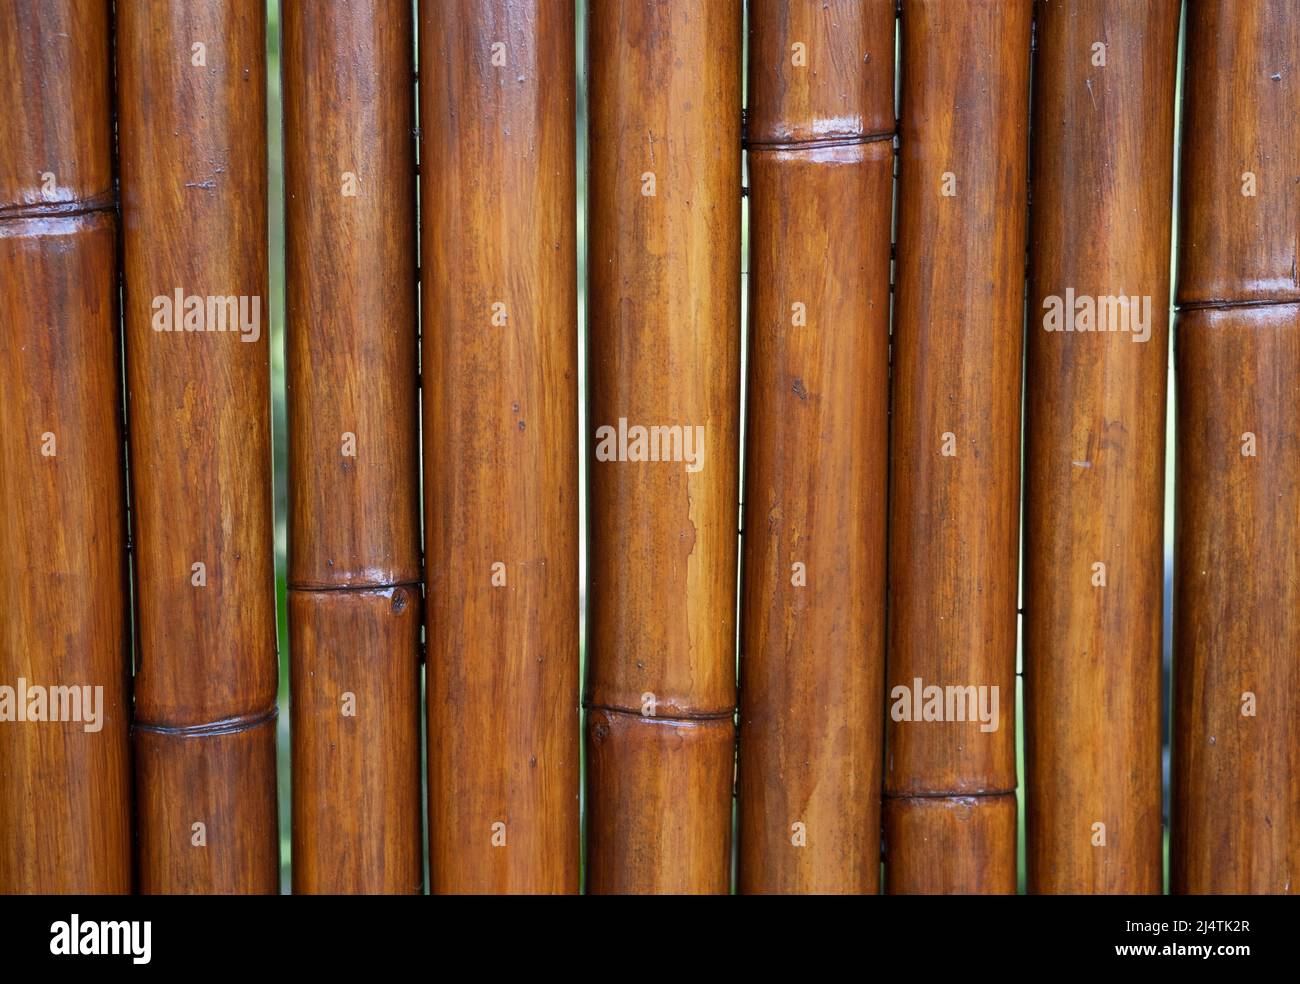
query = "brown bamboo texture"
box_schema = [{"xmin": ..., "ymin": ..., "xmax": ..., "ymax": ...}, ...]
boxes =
[
  {"xmin": 884, "ymin": 0, "xmax": 1031, "ymax": 895},
  {"xmin": 420, "ymin": 0, "xmax": 580, "ymax": 893},
  {"xmin": 584, "ymin": 0, "xmax": 742, "ymax": 894},
  {"xmin": 283, "ymin": 0, "xmax": 424, "ymax": 895},
  {"xmin": 737, "ymin": 0, "xmax": 894, "ymax": 895},
  {"xmin": 1171, "ymin": 0, "xmax": 1300, "ymax": 895},
  {"xmin": 0, "ymin": 0, "xmax": 132, "ymax": 894},
  {"xmin": 1024, "ymin": 0, "xmax": 1178, "ymax": 894},
  {"xmin": 117, "ymin": 0, "xmax": 279, "ymax": 894}
]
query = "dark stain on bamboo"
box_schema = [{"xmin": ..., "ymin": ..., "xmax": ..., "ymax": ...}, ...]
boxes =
[
  {"xmin": 0, "ymin": 0, "xmax": 132, "ymax": 893},
  {"xmin": 1172, "ymin": 0, "xmax": 1300, "ymax": 895},
  {"xmin": 420, "ymin": 0, "xmax": 581, "ymax": 894},
  {"xmin": 117, "ymin": 0, "xmax": 279, "ymax": 894},
  {"xmin": 584, "ymin": 0, "xmax": 742, "ymax": 895},
  {"xmin": 283, "ymin": 0, "xmax": 424, "ymax": 895},
  {"xmin": 884, "ymin": 0, "xmax": 1030, "ymax": 895},
  {"xmin": 737, "ymin": 0, "xmax": 894, "ymax": 895},
  {"xmin": 1024, "ymin": 0, "xmax": 1179, "ymax": 895}
]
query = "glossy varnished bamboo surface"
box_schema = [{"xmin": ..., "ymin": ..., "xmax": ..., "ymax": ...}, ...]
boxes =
[
  {"xmin": 1176, "ymin": 1, "xmax": 1300, "ymax": 308},
  {"xmin": 1173, "ymin": 308, "xmax": 1300, "ymax": 894},
  {"xmin": 884, "ymin": 795, "xmax": 1018, "ymax": 895},
  {"xmin": 1172, "ymin": 0, "xmax": 1300, "ymax": 895},
  {"xmin": 0, "ymin": 0, "xmax": 115, "ymax": 213},
  {"xmin": 584, "ymin": 709, "xmax": 735, "ymax": 895},
  {"xmin": 1024, "ymin": 0, "xmax": 1178, "ymax": 894},
  {"xmin": 584, "ymin": 0, "xmax": 742, "ymax": 894},
  {"xmin": 885, "ymin": 0, "xmax": 1030, "ymax": 895},
  {"xmin": 737, "ymin": 0, "xmax": 893, "ymax": 895},
  {"xmin": 117, "ymin": 0, "xmax": 279, "ymax": 894},
  {"xmin": 288, "ymin": 588, "xmax": 423, "ymax": 894},
  {"xmin": 283, "ymin": 0, "xmax": 423, "ymax": 895},
  {"xmin": 134, "ymin": 719, "xmax": 279, "ymax": 892},
  {"xmin": 0, "ymin": 0, "xmax": 131, "ymax": 894},
  {"xmin": 420, "ymin": 0, "xmax": 580, "ymax": 894}
]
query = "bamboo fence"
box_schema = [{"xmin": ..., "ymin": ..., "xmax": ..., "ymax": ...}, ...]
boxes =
[{"xmin": 0, "ymin": 0, "xmax": 1296, "ymax": 899}]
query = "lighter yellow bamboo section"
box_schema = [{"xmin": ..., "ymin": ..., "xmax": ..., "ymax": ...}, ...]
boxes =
[{"xmin": 738, "ymin": 0, "xmax": 895, "ymax": 895}]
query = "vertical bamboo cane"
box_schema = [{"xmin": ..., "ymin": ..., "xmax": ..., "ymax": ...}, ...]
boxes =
[
  {"xmin": 420, "ymin": 0, "xmax": 580, "ymax": 893},
  {"xmin": 1172, "ymin": 0, "xmax": 1300, "ymax": 895},
  {"xmin": 0, "ymin": 0, "xmax": 132, "ymax": 894},
  {"xmin": 283, "ymin": 1, "xmax": 423, "ymax": 895},
  {"xmin": 884, "ymin": 0, "xmax": 1031, "ymax": 895},
  {"xmin": 117, "ymin": 0, "xmax": 279, "ymax": 894},
  {"xmin": 1024, "ymin": 0, "xmax": 1178, "ymax": 894},
  {"xmin": 737, "ymin": 0, "xmax": 894, "ymax": 895},
  {"xmin": 585, "ymin": 0, "xmax": 742, "ymax": 894}
]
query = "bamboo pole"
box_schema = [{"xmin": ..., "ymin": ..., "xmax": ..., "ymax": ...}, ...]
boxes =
[
  {"xmin": 420, "ymin": 0, "xmax": 580, "ymax": 893},
  {"xmin": 117, "ymin": 0, "xmax": 279, "ymax": 894},
  {"xmin": 737, "ymin": 0, "xmax": 894, "ymax": 895},
  {"xmin": 1171, "ymin": 0, "xmax": 1300, "ymax": 895},
  {"xmin": 283, "ymin": 0, "xmax": 423, "ymax": 895},
  {"xmin": 287, "ymin": 589, "xmax": 421, "ymax": 892},
  {"xmin": 1024, "ymin": 0, "xmax": 1179, "ymax": 894},
  {"xmin": 883, "ymin": 0, "xmax": 1031, "ymax": 895},
  {"xmin": 0, "ymin": 0, "xmax": 132, "ymax": 893},
  {"xmin": 584, "ymin": 0, "xmax": 742, "ymax": 894}
]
